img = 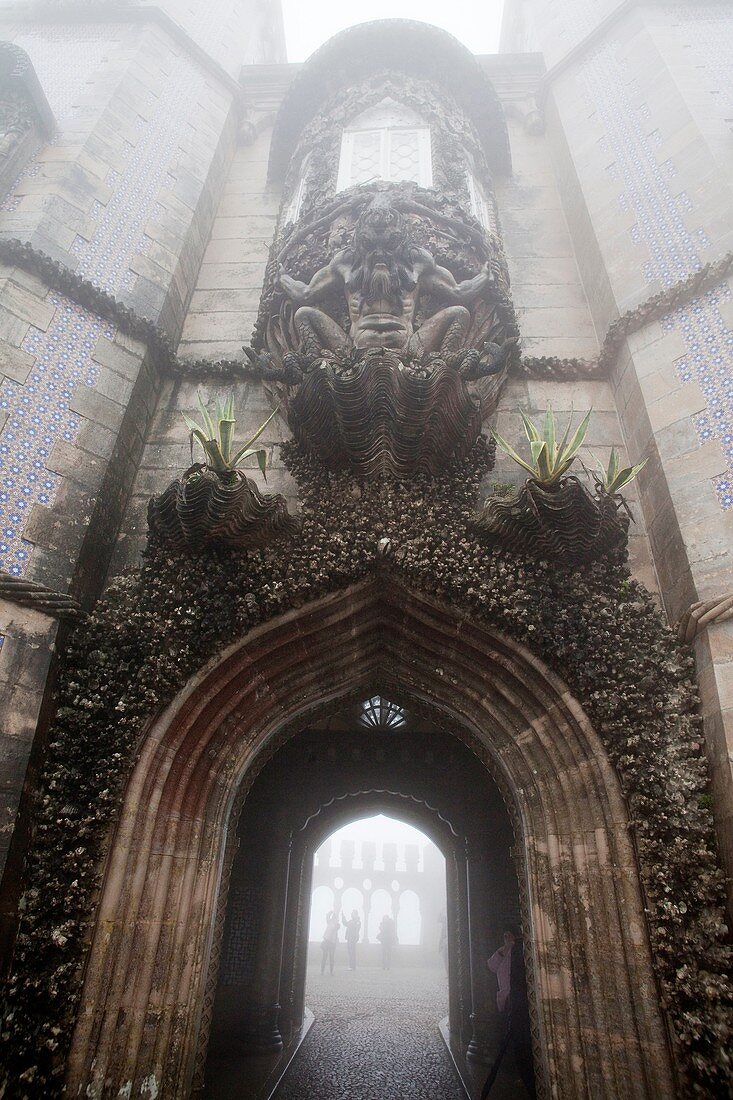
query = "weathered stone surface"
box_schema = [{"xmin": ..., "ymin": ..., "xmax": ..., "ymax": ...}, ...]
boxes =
[{"xmin": 276, "ymin": 967, "xmax": 465, "ymax": 1100}]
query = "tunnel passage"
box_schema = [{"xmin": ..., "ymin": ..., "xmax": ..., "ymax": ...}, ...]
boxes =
[{"xmin": 203, "ymin": 695, "xmax": 528, "ymax": 1098}]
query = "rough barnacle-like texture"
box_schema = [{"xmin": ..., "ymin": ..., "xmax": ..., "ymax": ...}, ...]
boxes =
[
  {"xmin": 282, "ymin": 349, "xmax": 487, "ymax": 478},
  {"xmin": 471, "ymin": 477, "xmax": 630, "ymax": 566},
  {"xmin": 147, "ymin": 467, "xmax": 300, "ymax": 552},
  {"xmin": 0, "ymin": 440, "xmax": 730, "ymax": 1098}
]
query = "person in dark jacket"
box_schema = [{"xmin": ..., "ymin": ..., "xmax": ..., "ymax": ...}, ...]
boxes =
[
  {"xmin": 377, "ymin": 914, "xmax": 397, "ymax": 970},
  {"xmin": 342, "ymin": 909, "xmax": 361, "ymax": 970}
]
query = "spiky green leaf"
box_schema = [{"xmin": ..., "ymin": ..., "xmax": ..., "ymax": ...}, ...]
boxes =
[
  {"xmin": 543, "ymin": 405, "xmax": 556, "ymax": 460},
  {"xmin": 492, "ymin": 430, "xmax": 540, "ymax": 478},
  {"xmin": 519, "ymin": 409, "xmax": 542, "ymax": 445},
  {"xmin": 196, "ymin": 393, "xmax": 216, "ymax": 440}
]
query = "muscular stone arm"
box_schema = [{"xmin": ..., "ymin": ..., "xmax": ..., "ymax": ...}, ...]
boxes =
[
  {"xmin": 278, "ymin": 254, "xmax": 345, "ymax": 305},
  {"xmin": 414, "ymin": 248, "xmax": 492, "ymax": 304}
]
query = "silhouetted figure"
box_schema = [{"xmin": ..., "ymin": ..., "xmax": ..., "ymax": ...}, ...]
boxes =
[
  {"xmin": 377, "ymin": 914, "xmax": 397, "ymax": 970},
  {"xmin": 342, "ymin": 909, "xmax": 361, "ymax": 971},
  {"xmin": 481, "ymin": 929, "xmax": 536, "ymax": 1099},
  {"xmin": 320, "ymin": 910, "xmax": 340, "ymax": 975}
]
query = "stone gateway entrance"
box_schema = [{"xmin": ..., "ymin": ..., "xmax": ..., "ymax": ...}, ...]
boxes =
[
  {"xmin": 1, "ymin": 9, "xmax": 732, "ymax": 1100},
  {"xmin": 66, "ymin": 581, "xmax": 675, "ymax": 1099}
]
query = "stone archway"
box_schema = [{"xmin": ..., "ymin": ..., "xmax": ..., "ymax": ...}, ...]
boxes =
[{"xmin": 66, "ymin": 576, "xmax": 677, "ymax": 1099}]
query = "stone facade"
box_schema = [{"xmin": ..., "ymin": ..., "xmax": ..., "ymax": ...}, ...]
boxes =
[{"xmin": 0, "ymin": 3, "xmax": 731, "ymax": 1097}]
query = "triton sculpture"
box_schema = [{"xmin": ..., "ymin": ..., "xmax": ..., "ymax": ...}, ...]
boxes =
[
  {"xmin": 278, "ymin": 192, "xmax": 507, "ymax": 376},
  {"xmin": 246, "ymin": 184, "xmax": 519, "ymax": 477}
]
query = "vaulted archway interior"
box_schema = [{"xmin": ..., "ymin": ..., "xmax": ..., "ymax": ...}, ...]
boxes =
[{"xmin": 202, "ymin": 692, "xmax": 532, "ymax": 1099}]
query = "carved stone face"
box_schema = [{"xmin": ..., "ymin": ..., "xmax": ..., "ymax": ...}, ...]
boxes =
[{"xmin": 353, "ymin": 195, "xmax": 408, "ymax": 260}]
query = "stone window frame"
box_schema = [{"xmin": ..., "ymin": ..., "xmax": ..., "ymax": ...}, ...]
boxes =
[{"xmin": 335, "ymin": 98, "xmax": 433, "ymax": 191}]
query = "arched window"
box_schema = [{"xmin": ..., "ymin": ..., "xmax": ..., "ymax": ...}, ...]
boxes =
[
  {"xmin": 396, "ymin": 889, "xmax": 422, "ymax": 946},
  {"xmin": 336, "ymin": 98, "xmax": 432, "ymax": 191},
  {"xmin": 367, "ymin": 888, "xmax": 393, "ymax": 942},
  {"xmin": 359, "ymin": 695, "xmax": 406, "ymax": 730}
]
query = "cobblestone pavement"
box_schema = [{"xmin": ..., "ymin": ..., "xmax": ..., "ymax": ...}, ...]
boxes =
[{"xmin": 278, "ymin": 964, "xmax": 465, "ymax": 1099}]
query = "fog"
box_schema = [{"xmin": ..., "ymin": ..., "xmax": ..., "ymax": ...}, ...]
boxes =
[{"xmin": 281, "ymin": 0, "xmax": 506, "ymax": 62}]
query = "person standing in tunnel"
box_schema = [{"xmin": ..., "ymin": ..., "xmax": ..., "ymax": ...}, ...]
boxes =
[
  {"xmin": 320, "ymin": 910, "xmax": 340, "ymax": 975},
  {"xmin": 482, "ymin": 928, "xmax": 537, "ymax": 1099},
  {"xmin": 342, "ymin": 909, "xmax": 361, "ymax": 971},
  {"xmin": 377, "ymin": 913, "xmax": 397, "ymax": 971}
]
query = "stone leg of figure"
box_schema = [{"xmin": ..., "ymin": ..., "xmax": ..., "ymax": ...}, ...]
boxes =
[
  {"xmin": 408, "ymin": 305, "xmax": 471, "ymax": 363},
  {"xmin": 294, "ymin": 306, "xmax": 348, "ymax": 364}
]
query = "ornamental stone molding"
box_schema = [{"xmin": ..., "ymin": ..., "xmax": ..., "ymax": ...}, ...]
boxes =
[{"xmin": 266, "ymin": 20, "xmax": 511, "ymax": 182}]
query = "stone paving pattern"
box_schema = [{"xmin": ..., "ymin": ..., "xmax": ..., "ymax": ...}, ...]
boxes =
[{"xmin": 278, "ymin": 965, "xmax": 464, "ymax": 1100}]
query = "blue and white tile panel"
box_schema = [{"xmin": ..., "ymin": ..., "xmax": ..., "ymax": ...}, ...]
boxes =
[
  {"xmin": 579, "ymin": 12, "xmax": 733, "ymax": 510},
  {"xmin": 0, "ymin": 35, "xmax": 208, "ymax": 575}
]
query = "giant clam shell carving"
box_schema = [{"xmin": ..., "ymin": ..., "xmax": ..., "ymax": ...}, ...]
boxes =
[
  {"xmin": 471, "ymin": 477, "xmax": 629, "ymax": 565},
  {"xmin": 148, "ymin": 467, "xmax": 300, "ymax": 552},
  {"xmin": 275, "ymin": 349, "xmax": 501, "ymax": 478}
]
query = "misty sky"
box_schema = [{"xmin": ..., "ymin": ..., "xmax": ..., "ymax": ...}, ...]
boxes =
[
  {"xmin": 281, "ymin": 0, "xmax": 506, "ymax": 62},
  {"xmin": 319, "ymin": 813, "xmax": 437, "ymax": 856}
]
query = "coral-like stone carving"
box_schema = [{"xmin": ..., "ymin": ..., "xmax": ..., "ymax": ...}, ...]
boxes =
[
  {"xmin": 148, "ymin": 467, "xmax": 300, "ymax": 552},
  {"xmin": 471, "ymin": 478, "xmax": 629, "ymax": 566},
  {"xmin": 248, "ymin": 182, "xmax": 518, "ymax": 477}
]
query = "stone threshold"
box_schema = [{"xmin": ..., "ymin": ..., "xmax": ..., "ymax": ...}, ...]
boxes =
[
  {"xmin": 439, "ymin": 1016, "xmax": 524, "ymax": 1100},
  {"xmin": 256, "ymin": 1007, "xmax": 315, "ymax": 1100},
  {"xmin": 200, "ymin": 1009, "xmax": 314, "ymax": 1100}
]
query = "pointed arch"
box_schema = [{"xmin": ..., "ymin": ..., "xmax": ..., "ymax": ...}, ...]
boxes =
[{"xmin": 66, "ymin": 576, "xmax": 676, "ymax": 1099}]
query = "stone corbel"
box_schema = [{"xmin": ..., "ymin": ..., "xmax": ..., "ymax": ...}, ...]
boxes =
[
  {"xmin": 0, "ymin": 571, "xmax": 87, "ymax": 621},
  {"xmin": 676, "ymin": 593, "xmax": 733, "ymax": 644}
]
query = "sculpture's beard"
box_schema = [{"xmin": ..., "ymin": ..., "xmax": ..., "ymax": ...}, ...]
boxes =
[
  {"xmin": 354, "ymin": 250, "xmax": 412, "ymax": 312},
  {"xmin": 367, "ymin": 265, "xmax": 397, "ymax": 304}
]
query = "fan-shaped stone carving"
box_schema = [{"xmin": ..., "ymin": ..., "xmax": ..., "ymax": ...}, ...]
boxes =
[
  {"xmin": 280, "ymin": 348, "xmax": 482, "ymax": 478},
  {"xmin": 148, "ymin": 467, "xmax": 300, "ymax": 552},
  {"xmin": 471, "ymin": 477, "xmax": 629, "ymax": 566}
]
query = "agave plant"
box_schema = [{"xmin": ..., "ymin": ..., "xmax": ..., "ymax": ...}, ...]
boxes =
[
  {"xmin": 593, "ymin": 447, "xmax": 646, "ymax": 495},
  {"xmin": 182, "ymin": 393, "xmax": 278, "ymax": 479},
  {"xmin": 492, "ymin": 406, "xmax": 592, "ymax": 487}
]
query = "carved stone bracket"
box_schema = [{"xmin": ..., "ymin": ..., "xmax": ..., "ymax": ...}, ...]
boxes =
[
  {"xmin": 251, "ymin": 181, "xmax": 519, "ymax": 477},
  {"xmin": 677, "ymin": 593, "xmax": 733, "ymax": 644},
  {"xmin": 272, "ymin": 348, "xmax": 492, "ymax": 478},
  {"xmin": 0, "ymin": 571, "xmax": 87, "ymax": 621}
]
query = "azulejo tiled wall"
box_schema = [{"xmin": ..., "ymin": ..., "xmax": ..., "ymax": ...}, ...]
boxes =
[
  {"xmin": 0, "ymin": 32, "xmax": 208, "ymax": 576},
  {"xmin": 579, "ymin": 15, "xmax": 733, "ymax": 510}
]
